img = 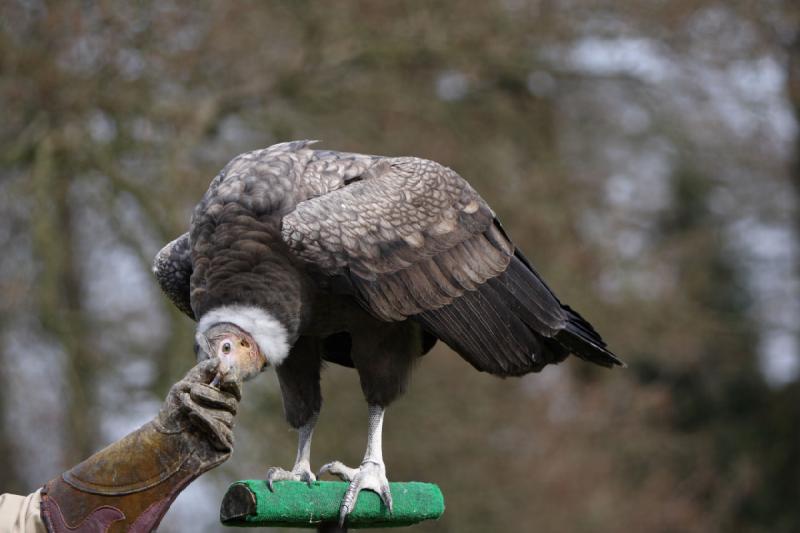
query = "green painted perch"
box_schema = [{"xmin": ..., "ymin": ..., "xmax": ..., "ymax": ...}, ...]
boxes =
[{"xmin": 220, "ymin": 480, "xmax": 444, "ymax": 530}]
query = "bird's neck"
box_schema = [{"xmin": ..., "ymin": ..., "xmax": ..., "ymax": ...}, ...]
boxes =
[
  {"xmin": 191, "ymin": 209, "xmax": 310, "ymax": 344},
  {"xmin": 195, "ymin": 257, "xmax": 307, "ymax": 344},
  {"xmin": 196, "ymin": 304, "xmax": 291, "ymax": 366}
]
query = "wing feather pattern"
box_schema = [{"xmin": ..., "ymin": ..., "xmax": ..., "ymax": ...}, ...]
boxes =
[
  {"xmin": 153, "ymin": 232, "xmax": 195, "ymax": 320},
  {"xmin": 282, "ymin": 152, "xmax": 623, "ymax": 375}
]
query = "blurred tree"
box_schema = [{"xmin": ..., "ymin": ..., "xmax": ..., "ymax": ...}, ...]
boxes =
[
  {"xmin": 0, "ymin": 334, "xmax": 22, "ymax": 494},
  {"xmin": 0, "ymin": 1, "xmax": 798, "ymax": 532},
  {"xmin": 31, "ymin": 136, "xmax": 98, "ymax": 466}
]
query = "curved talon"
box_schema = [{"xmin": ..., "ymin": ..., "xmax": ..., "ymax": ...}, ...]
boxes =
[
  {"xmin": 381, "ymin": 486, "xmax": 394, "ymax": 513},
  {"xmin": 300, "ymin": 470, "xmax": 315, "ymax": 487},
  {"xmin": 318, "ymin": 460, "xmax": 357, "ymax": 481},
  {"xmin": 319, "ymin": 459, "xmax": 393, "ymax": 525},
  {"xmin": 266, "ymin": 467, "xmax": 286, "ymax": 492},
  {"xmin": 265, "ymin": 465, "xmax": 316, "ymax": 492},
  {"xmin": 338, "ymin": 504, "xmax": 350, "ymax": 527}
]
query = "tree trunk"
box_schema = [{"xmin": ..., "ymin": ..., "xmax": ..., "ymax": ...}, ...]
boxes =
[
  {"xmin": 788, "ymin": 35, "xmax": 800, "ymax": 234},
  {"xmin": 31, "ymin": 135, "xmax": 97, "ymax": 468}
]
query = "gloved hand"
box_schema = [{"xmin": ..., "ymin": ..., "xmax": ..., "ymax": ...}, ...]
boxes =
[
  {"xmin": 154, "ymin": 356, "xmax": 242, "ymax": 457},
  {"xmin": 40, "ymin": 357, "xmax": 242, "ymax": 533}
]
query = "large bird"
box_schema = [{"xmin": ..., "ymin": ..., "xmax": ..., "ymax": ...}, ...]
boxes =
[{"xmin": 153, "ymin": 141, "xmax": 622, "ymax": 523}]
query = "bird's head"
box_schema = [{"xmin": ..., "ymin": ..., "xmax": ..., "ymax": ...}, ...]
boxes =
[
  {"xmin": 194, "ymin": 305, "xmax": 290, "ymax": 383},
  {"xmin": 196, "ymin": 322, "xmax": 268, "ymax": 383}
]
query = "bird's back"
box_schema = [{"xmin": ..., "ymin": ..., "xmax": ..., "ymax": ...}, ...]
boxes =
[{"xmin": 188, "ymin": 143, "xmax": 319, "ymax": 333}]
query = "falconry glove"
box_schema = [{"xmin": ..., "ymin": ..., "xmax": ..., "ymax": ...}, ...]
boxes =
[{"xmin": 39, "ymin": 357, "xmax": 242, "ymax": 533}]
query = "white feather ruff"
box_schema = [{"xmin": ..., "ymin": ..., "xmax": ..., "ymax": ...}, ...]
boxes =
[{"xmin": 196, "ymin": 305, "xmax": 290, "ymax": 365}]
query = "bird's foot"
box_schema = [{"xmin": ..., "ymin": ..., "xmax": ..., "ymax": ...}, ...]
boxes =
[
  {"xmin": 318, "ymin": 460, "xmax": 393, "ymax": 526},
  {"xmin": 266, "ymin": 462, "xmax": 316, "ymax": 491}
]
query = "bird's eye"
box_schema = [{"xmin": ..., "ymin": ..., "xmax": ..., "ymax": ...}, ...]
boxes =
[{"xmin": 221, "ymin": 342, "xmax": 232, "ymax": 354}]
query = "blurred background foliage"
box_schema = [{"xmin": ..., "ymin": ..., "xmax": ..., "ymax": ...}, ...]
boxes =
[{"xmin": 1, "ymin": 1, "xmax": 799, "ymax": 531}]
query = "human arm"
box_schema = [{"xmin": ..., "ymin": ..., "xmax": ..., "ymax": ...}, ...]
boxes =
[{"xmin": 36, "ymin": 357, "xmax": 240, "ymax": 533}]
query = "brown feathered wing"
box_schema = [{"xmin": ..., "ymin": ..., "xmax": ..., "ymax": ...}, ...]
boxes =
[{"xmin": 283, "ymin": 156, "xmax": 622, "ymax": 375}]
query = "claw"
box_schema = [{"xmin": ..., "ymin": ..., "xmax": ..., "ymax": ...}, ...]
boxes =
[
  {"xmin": 265, "ymin": 467, "xmax": 280, "ymax": 492},
  {"xmin": 319, "ymin": 459, "xmax": 393, "ymax": 525},
  {"xmin": 381, "ymin": 487, "xmax": 393, "ymax": 513},
  {"xmin": 265, "ymin": 465, "xmax": 316, "ymax": 492},
  {"xmin": 318, "ymin": 461, "xmax": 357, "ymax": 481},
  {"xmin": 300, "ymin": 470, "xmax": 315, "ymax": 487}
]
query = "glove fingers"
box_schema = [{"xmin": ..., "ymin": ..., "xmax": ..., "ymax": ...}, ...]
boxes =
[
  {"xmin": 160, "ymin": 357, "xmax": 241, "ymax": 455},
  {"xmin": 170, "ymin": 358, "xmax": 230, "ymax": 402},
  {"xmin": 178, "ymin": 391, "xmax": 235, "ymax": 428},
  {"xmin": 189, "ymin": 383, "xmax": 238, "ymax": 414},
  {"xmin": 183, "ymin": 357, "xmax": 221, "ymax": 384},
  {"xmin": 187, "ymin": 406, "xmax": 234, "ymax": 452},
  {"xmin": 218, "ymin": 376, "xmax": 242, "ymax": 401}
]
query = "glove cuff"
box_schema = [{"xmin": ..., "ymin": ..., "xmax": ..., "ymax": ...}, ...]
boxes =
[{"xmin": 39, "ymin": 421, "xmax": 227, "ymax": 533}]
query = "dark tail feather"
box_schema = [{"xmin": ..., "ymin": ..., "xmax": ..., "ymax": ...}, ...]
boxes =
[
  {"xmin": 416, "ymin": 279, "xmax": 555, "ymax": 376},
  {"xmin": 555, "ymin": 306, "xmax": 625, "ymax": 368},
  {"xmin": 511, "ymin": 246, "xmax": 624, "ymax": 368},
  {"xmin": 417, "ymin": 223, "xmax": 624, "ymax": 374}
]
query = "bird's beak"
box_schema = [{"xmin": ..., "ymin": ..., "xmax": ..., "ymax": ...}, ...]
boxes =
[{"xmin": 211, "ymin": 362, "xmax": 241, "ymax": 388}]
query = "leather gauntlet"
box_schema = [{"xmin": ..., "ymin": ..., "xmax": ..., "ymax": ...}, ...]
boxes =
[{"xmin": 39, "ymin": 358, "xmax": 241, "ymax": 533}]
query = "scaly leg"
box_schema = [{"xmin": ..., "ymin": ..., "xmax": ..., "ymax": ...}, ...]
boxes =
[
  {"xmin": 266, "ymin": 411, "xmax": 318, "ymax": 489},
  {"xmin": 319, "ymin": 405, "xmax": 392, "ymax": 526}
]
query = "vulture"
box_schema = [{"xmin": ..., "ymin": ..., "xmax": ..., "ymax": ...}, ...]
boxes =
[{"xmin": 153, "ymin": 141, "xmax": 622, "ymax": 523}]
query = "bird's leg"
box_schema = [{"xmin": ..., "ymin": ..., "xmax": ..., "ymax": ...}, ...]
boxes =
[
  {"xmin": 319, "ymin": 405, "xmax": 392, "ymax": 525},
  {"xmin": 266, "ymin": 411, "xmax": 318, "ymax": 489}
]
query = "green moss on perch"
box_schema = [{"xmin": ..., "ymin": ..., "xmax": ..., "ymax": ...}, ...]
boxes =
[{"xmin": 220, "ymin": 480, "xmax": 444, "ymax": 528}]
